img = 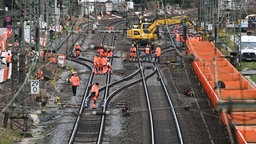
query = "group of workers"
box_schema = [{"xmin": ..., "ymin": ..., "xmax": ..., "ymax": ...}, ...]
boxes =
[
  {"xmin": 68, "ymin": 42, "xmax": 162, "ymax": 109},
  {"xmin": 93, "ymin": 44, "xmax": 113, "ymax": 74},
  {"xmin": 69, "ymin": 43, "xmax": 114, "ymax": 108},
  {"xmin": 174, "ymin": 31, "xmax": 203, "ymax": 46},
  {"xmin": 129, "ymin": 44, "xmax": 161, "ymax": 63}
]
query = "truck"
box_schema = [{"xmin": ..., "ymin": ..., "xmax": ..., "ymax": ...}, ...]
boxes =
[
  {"xmin": 127, "ymin": 15, "xmax": 194, "ymax": 47},
  {"xmin": 240, "ymin": 35, "xmax": 256, "ymax": 60},
  {"xmin": 239, "ymin": 14, "xmax": 256, "ymax": 34}
]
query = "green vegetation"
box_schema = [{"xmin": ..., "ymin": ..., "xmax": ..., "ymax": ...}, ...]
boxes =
[
  {"xmin": 0, "ymin": 128, "xmax": 21, "ymax": 144},
  {"xmin": 251, "ymin": 75, "xmax": 256, "ymax": 82},
  {"xmin": 236, "ymin": 62, "xmax": 256, "ymax": 83},
  {"xmin": 238, "ymin": 62, "xmax": 256, "ymax": 70}
]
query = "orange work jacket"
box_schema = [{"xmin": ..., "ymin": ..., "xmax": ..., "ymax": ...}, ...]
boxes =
[
  {"xmin": 155, "ymin": 47, "xmax": 161, "ymax": 57},
  {"xmin": 98, "ymin": 48, "xmax": 104, "ymax": 56},
  {"xmin": 6, "ymin": 55, "xmax": 12, "ymax": 63},
  {"xmin": 145, "ymin": 47, "xmax": 150, "ymax": 54},
  {"xmin": 69, "ymin": 75, "xmax": 80, "ymax": 86},
  {"xmin": 130, "ymin": 47, "xmax": 136, "ymax": 53},
  {"xmin": 175, "ymin": 33, "xmax": 180, "ymax": 42},
  {"xmin": 94, "ymin": 55, "xmax": 99, "ymax": 66},
  {"xmin": 74, "ymin": 45, "xmax": 81, "ymax": 51},
  {"xmin": 91, "ymin": 84, "xmax": 99, "ymax": 96}
]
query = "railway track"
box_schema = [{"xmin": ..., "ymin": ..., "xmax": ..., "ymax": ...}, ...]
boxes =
[
  {"xmin": 142, "ymin": 61, "xmax": 184, "ymax": 144},
  {"xmin": 61, "ymin": 16, "xmax": 228, "ymax": 144},
  {"xmin": 68, "ymin": 19, "xmax": 124, "ymax": 144}
]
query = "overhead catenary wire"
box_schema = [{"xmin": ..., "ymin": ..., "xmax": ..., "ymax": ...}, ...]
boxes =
[{"xmin": 163, "ymin": 0, "xmax": 215, "ymax": 143}]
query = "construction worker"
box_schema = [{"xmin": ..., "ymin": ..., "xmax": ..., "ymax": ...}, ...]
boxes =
[
  {"xmin": 106, "ymin": 62, "xmax": 112, "ymax": 73},
  {"xmin": 74, "ymin": 43, "xmax": 81, "ymax": 57},
  {"xmin": 6, "ymin": 53, "xmax": 12, "ymax": 67},
  {"xmin": 107, "ymin": 48, "xmax": 113, "ymax": 57},
  {"xmin": 93, "ymin": 55, "xmax": 99, "ymax": 74},
  {"xmin": 36, "ymin": 68, "xmax": 44, "ymax": 80},
  {"xmin": 90, "ymin": 82, "xmax": 99, "ymax": 109},
  {"xmin": 144, "ymin": 45, "xmax": 151, "ymax": 62},
  {"xmin": 97, "ymin": 44, "xmax": 104, "ymax": 57},
  {"xmin": 175, "ymin": 32, "xmax": 181, "ymax": 46},
  {"xmin": 69, "ymin": 72, "xmax": 80, "ymax": 96},
  {"xmin": 155, "ymin": 45, "xmax": 161, "ymax": 63},
  {"xmin": 103, "ymin": 49, "xmax": 108, "ymax": 57},
  {"xmin": 98, "ymin": 55, "xmax": 108, "ymax": 74},
  {"xmin": 130, "ymin": 44, "xmax": 136, "ymax": 61}
]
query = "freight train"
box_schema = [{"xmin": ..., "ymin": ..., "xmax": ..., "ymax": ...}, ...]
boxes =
[{"xmin": 186, "ymin": 36, "xmax": 256, "ymax": 143}]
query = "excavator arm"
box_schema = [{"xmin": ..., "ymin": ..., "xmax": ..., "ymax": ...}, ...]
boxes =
[{"xmin": 147, "ymin": 19, "xmax": 182, "ymax": 32}]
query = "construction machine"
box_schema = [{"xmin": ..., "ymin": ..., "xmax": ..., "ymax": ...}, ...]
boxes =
[{"xmin": 127, "ymin": 15, "xmax": 195, "ymax": 48}]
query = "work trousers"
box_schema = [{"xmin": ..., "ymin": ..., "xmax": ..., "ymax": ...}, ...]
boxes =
[
  {"xmin": 155, "ymin": 56, "xmax": 160, "ymax": 63},
  {"xmin": 144, "ymin": 54, "xmax": 151, "ymax": 62},
  {"xmin": 72, "ymin": 86, "xmax": 78, "ymax": 96}
]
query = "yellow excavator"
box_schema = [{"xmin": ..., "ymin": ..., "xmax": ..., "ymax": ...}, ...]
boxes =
[{"xmin": 127, "ymin": 15, "xmax": 195, "ymax": 47}]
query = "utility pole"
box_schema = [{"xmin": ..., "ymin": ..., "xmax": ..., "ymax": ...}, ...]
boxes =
[
  {"xmin": 231, "ymin": 0, "xmax": 242, "ymax": 66},
  {"xmin": 12, "ymin": 0, "xmax": 25, "ymax": 81},
  {"xmin": 10, "ymin": 0, "xmax": 29, "ymax": 133},
  {"xmin": 29, "ymin": 0, "xmax": 40, "ymax": 55}
]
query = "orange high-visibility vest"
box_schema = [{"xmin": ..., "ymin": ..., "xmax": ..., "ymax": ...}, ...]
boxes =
[
  {"xmin": 145, "ymin": 47, "xmax": 150, "ymax": 54},
  {"xmin": 6, "ymin": 55, "xmax": 11, "ymax": 63},
  {"xmin": 74, "ymin": 45, "xmax": 81, "ymax": 50},
  {"xmin": 91, "ymin": 84, "xmax": 99, "ymax": 96},
  {"xmin": 94, "ymin": 56, "xmax": 99, "ymax": 66},
  {"xmin": 103, "ymin": 51, "xmax": 108, "ymax": 57},
  {"xmin": 130, "ymin": 47, "xmax": 136, "ymax": 53},
  {"xmin": 181, "ymin": 36, "xmax": 185, "ymax": 42},
  {"xmin": 175, "ymin": 33, "xmax": 180, "ymax": 42},
  {"xmin": 107, "ymin": 51, "xmax": 113, "ymax": 57},
  {"xmin": 36, "ymin": 70, "xmax": 44, "ymax": 80},
  {"xmin": 155, "ymin": 47, "xmax": 161, "ymax": 57},
  {"xmin": 69, "ymin": 75, "xmax": 80, "ymax": 86},
  {"xmin": 98, "ymin": 48, "xmax": 104, "ymax": 56}
]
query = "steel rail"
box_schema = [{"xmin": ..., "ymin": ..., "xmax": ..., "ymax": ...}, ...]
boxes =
[
  {"xmin": 138, "ymin": 60, "xmax": 155, "ymax": 143},
  {"xmin": 68, "ymin": 18, "xmax": 138, "ymax": 143},
  {"xmin": 68, "ymin": 19, "xmax": 122, "ymax": 144},
  {"xmin": 96, "ymin": 21, "xmax": 119, "ymax": 144},
  {"xmin": 68, "ymin": 59, "xmax": 94, "ymax": 144},
  {"xmin": 154, "ymin": 62, "xmax": 184, "ymax": 144}
]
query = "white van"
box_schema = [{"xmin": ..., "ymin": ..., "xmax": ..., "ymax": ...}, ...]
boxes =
[{"xmin": 240, "ymin": 35, "xmax": 256, "ymax": 60}]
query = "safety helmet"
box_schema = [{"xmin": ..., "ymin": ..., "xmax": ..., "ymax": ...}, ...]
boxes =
[{"xmin": 76, "ymin": 43, "xmax": 79, "ymax": 45}]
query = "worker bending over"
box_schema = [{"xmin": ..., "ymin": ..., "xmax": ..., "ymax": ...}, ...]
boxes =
[
  {"xmin": 74, "ymin": 43, "xmax": 81, "ymax": 57},
  {"xmin": 97, "ymin": 55, "xmax": 108, "ymax": 74},
  {"xmin": 89, "ymin": 82, "xmax": 99, "ymax": 109}
]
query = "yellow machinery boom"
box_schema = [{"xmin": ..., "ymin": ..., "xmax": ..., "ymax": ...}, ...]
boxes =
[{"xmin": 127, "ymin": 15, "xmax": 195, "ymax": 45}]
